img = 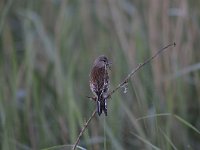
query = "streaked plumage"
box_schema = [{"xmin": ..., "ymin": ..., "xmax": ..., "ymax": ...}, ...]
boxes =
[{"xmin": 89, "ymin": 55, "xmax": 111, "ymax": 116}]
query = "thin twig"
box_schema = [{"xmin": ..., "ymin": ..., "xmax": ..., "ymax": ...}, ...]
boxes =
[
  {"xmin": 72, "ymin": 42, "xmax": 176, "ymax": 150},
  {"xmin": 72, "ymin": 110, "xmax": 97, "ymax": 150},
  {"xmin": 108, "ymin": 42, "xmax": 176, "ymax": 97},
  {"xmin": 86, "ymin": 96, "xmax": 96, "ymax": 101}
]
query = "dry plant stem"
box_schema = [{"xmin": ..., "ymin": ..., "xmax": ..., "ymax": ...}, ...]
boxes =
[
  {"xmin": 109, "ymin": 42, "xmax": 176, "ymax": 97},
  {"xmin": 72, "ymin": 110, "xmax": 97, "ymax": 150},
  {"xmin": 72, "ymin": 42, "xmax": 176, "ymax": 150}
]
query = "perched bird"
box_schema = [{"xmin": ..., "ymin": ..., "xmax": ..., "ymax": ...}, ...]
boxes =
[{"xmin": 89, "ymin": 55, "xmax": 111, "ymax": 116}]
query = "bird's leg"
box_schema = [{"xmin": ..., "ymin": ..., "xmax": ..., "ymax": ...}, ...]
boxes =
[{"xmin": 86, "ymin": 96, "xmax": 97, "ymax": 101}]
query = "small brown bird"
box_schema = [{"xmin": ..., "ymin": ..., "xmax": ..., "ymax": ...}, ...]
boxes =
[{"xmin": 89, "ymin": 55, "xmax": 111, "ymax": 116}]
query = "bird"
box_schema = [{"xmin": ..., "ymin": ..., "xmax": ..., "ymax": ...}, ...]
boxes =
[{"xmin": 89, "ymin": 55, "xmax": 111, "ymax": 116}]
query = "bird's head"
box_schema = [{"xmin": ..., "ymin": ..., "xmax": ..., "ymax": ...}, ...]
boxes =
[{"xmin": 94, "ymin": 55, "xmax": 112, "ymax": 69}]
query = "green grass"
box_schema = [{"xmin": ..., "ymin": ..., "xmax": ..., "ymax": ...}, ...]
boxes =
[{"xmin": 0, "ymin": 0, "xmax": 200, "ymax": 149}]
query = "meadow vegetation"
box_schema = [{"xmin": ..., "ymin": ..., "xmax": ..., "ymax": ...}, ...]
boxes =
[{"xmin": 0, "ymin": 0, "xmax": 200, "ymax": 149}]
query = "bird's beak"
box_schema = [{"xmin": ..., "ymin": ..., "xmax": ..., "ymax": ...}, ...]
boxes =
[{"xmin": 107, "ymin": 61, "xmax": 112, "ymax": 70}]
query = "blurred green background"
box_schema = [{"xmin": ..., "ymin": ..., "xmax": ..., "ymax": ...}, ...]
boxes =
[{"xmin": 0, "ymin": 0, "xmax": 200, "ymax": 149}]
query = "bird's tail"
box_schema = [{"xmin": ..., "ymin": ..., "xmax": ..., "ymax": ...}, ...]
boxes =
[{"xmin": 97, "ymin": 96, "xmax": 107, "ymax": 116}]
